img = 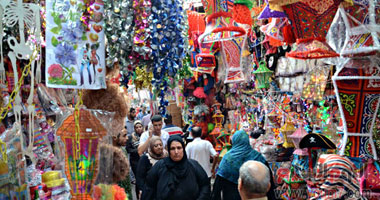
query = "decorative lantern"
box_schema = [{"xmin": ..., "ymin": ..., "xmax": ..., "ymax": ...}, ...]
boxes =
[
  {"xmin": 279, "ymin": 121, "xmax": 296, "ymax": 148},
  {"xmin": 332, "ymin": 57, "xmax": 380, "ymax": 160},
  {"xmin": 288, "ymin": 127, "xmax": 308, "ymax": 156},
  {"xmin": 210, "ymin": 109, "xmax": 225, "ymax": 152},
  {"xmin": 57, "ymin": 109, "xmax": 107, "ymax": 199},
  {"xmin": 253, "ymin": 61, "xmax": 273, "ymax": 89}
]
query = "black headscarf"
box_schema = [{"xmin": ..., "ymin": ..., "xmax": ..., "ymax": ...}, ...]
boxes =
[{"xmin": 162, "ymin": 135, "xmax": 190, "ymax": 198}]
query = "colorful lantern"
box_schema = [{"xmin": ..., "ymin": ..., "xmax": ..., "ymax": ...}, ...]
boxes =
[
  {"xmin": 340, "ymin": 0, "xmax": 380, "ymax": 57},
  {"xmin": 279, "ymin": 121, "xmax": 296, "ymax": 148},
  {"xmin": 332, "ymin": 57, "xmax": 380, "ymax": 159},
  {"xmin": 57, "ymin": 109, "xmax": 107, "ymax": 199},
  {"xmin": 282, "ymin": 0, "xmax": 342, "ymax": 59},
  {"xmin": 253, "ymin": 61, "xmax": 273, "ymax": 89},
  {"xmin": 288, "ymin": 127, "xmax": 308, "ymax": 156}
]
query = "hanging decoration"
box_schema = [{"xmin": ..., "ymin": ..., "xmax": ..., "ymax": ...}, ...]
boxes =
[
  {"xmin": 302, "ymin": 65, "xmax": 330, "ymax": 101},
  {"xmin": 282, "ymin": 0, "xmax": 342, "ymax": 59},
  {"xmin": 253, "ymin": 60, "xmax": 273, "ymax": 89},
  {"xmin": 279, "ymin": 120, "xmax": 296, "ymax": 148},
  {"xmin": 46, "ymin": 0, "xmax": 106, "ymax": 89},
  {"xmin": 133, "ymin": 66, "xmax": 153, "ymax": 91},
  {"xmin": 104, "ymin": 0, "xmax": 135, "ymax": 69},
  {"xmin": 333, "ymin": 57, "xmax": 380, "ymax": 159},
  {"xmin": 339, "ymin": 0, "xmax": 380, "ymax": 57},
  {"xmin": 258, "ymin": 0, "xmax": 287, "ymax": 19},
  {"xmin": 150, "ymin": 0, "xmax": 186, "ymax": 115},
  {"xmin": 221, "ymin": 36, "xmax": 248, "ymax": 83}
]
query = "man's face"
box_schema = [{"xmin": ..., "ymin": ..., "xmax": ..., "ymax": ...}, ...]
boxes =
[
  {"xmin": 152, "ymin": 121, "xmax": 162, "ymax": 134},
  {"xmin": 169, "ymin": 141, "xmax": 183, "ymax": 162},
  {"xmin": 116, "ymin": 129, "xmax": 128, "ymax": 146},
  {"xmin": 129, "ymin": 110, "xmax": 136, "ymax": 119}
]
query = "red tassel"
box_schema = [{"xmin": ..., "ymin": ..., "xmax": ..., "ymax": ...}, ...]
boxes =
[
  {"xmin": 233, "ymin": 4, "xmax": 252, "ymax": 25},
  {"xmin": 282, "ymin": 24, "xmax": 296, "ymax": 44}
]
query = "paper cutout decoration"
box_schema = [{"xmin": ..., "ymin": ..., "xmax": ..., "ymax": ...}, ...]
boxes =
[
  {"xmin": 57, "ymin": 109, "xmax": 107, "ymax": 199},
  {"xmin": 282, "ymin": 0, "xmax": 342, "ymax": 59},
  {"xmin": 340, "ymin": 0, "xmax": 380, "ymax": 57},
  {"xmin": 46, "ymin": 0, "xmax": 106, "ymax": 89},
  {"xmin": 333, "ymin": 57, "xmax": 380, "ymax": 159}
]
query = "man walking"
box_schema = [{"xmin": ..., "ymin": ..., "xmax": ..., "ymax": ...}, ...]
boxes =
[
  {"xmin": 186, "ymin": 127, "xmax": 218, "ymax": 179},
  {"xmin": 138, "ymin": 115, "xmax": 169, "ymax": 155},
  {"xmin": 163, "ymin": 114, "xmax": 183, "ymax": 136}
]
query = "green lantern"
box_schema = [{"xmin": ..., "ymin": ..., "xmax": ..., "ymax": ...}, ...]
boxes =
[{"xmin": 253, "ymin": 61, "xmax": 273, "ymax": 89}]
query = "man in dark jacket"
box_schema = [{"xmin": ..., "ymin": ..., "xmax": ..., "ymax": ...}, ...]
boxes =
[{"xmin": 142, "ymin": 135, "xmax": 210, "ymax": 200}]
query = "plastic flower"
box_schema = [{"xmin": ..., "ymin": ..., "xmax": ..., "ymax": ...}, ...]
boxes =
[
  {"xmin": 54, "ymin": 43, "xmax": 77, "ymax": 67},
  {"xmin": 61, "ymin": 21, "xmax": 84, "ymax": 42},
  {"xmin": 48, "ymin": 64, "xmax": 63, "ymax": 78}
]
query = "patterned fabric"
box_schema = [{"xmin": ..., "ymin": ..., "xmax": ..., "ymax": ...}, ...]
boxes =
[
  {"xmin": 308, "ymin": 154, "xmax": 363, "ymax": 200},
  {"xmin": 282, "ymin": 0, "xmax": 342, "ymax": 39},
  {"xmin": 340, "ymin": 0, "xmax": 380, "ymax": 57},
  {"xmin": 287, "ymin": 38, "xmax": 340, "ymax": 59},
  {"xmin": 336, "ymin": 58, "xmax": 380, "ymax": 158},
  {"xmin": 221, "ymin": 36, "xmax": 246, "ymax": 83},
  {"xmin": 360, "ymin": 159, "xmax": 380, "ymax": 192}
]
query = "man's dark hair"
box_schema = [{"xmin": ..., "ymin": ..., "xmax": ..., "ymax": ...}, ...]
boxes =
[
  {"xmin": 164, "ymin": 115, "xmax": 173, "ymax": 124},
  {"xmin": 191, "ymin": 126, "xmax": 202, "ymax": 138},
  {"xmin": 130, "ymin": 108, "xmax": 135, "ymax": 113},
  {"xmin": 151, "ymin": 115, "xmax": 162, "ymax": 123}
]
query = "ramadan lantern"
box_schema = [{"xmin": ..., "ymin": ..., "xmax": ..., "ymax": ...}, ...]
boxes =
[
  {"xmin": 288, "ymin": 127, "xmax": 308, "ymax": 155},
  {"xmin": 280, "ymin": 121, "xmax": 296, "ymax": 148},
  {"xmin": 253, "ymin": 61, "xmax": 273, "ymax": 89},
  {"xmin": 57, "ymin": 109, "xmax": 107, "ymax": 199},
  {"xmin": 332, "ymin": 57, "xmax": 380, "ymax": 160}
]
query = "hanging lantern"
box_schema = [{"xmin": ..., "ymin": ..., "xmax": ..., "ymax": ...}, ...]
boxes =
[
  {"xmin": 279, "ymin": 121, "xmax": 296, "ymax": 148},
  {"xmin": 288, "ymin": 127, "xmax": 308, "ymax": 156},
  {"xmin": 57, "ymin": 109, "xmax": 107, "ymax": 199},
  {"xmin": 253, "ymin": 61, "xmax": 273, "ymax": 89},
  {"xmin": 332, "ymin": 57, "xmax": 380, "ymax": 160}
]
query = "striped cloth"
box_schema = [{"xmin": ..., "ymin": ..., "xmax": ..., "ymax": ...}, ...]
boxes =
[
  {"xmin": 163, "ymin": 125, "xmax": 183, "ymax": 136},
  {"xmin": 309, "ymin": 154, "xmax": 364, "ymax": 200}
]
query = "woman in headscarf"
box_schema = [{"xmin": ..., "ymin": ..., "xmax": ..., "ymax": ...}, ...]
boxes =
[
  {"xmin": 136, "ymin": 136, "xmax": 168, "ymax": 198},
  {"xmin": 211, "ymin": 130, "xmax": 276, "ymax": 200},
  {"xmin": 142, "ymin": 135, "xmax": 210, "ymax": 200}
]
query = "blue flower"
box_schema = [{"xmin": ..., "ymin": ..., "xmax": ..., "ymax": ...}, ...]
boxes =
[
  {"xmin": 61, "ymin": 21, "xmax": 84, "ymax": 42},
  {"xmin": 54, "ymin": 43, "xmax": 77, "ymax": 67}
]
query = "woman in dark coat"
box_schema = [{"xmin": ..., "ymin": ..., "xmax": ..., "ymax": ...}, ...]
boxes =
[
  {"xmin": 136, "ymin": 136, "xmax": 168, "ymax": 198},
  {"xmin": 142, "ymin": 135, "xmax": 210, "ymax": 200}
]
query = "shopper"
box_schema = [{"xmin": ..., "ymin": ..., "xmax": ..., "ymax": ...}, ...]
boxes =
[
  {"xmin": 126, "ymin": 120, "xmax": 145, "ymax": 198},
  {"xmin": 126, "ymin": 108, "xmax": 136, "ymax": 135},
  {"xmin": 211, "ymin": 130, "xmax": 276, "ymax": 200},
  {"xmin": 136, "ymin": 136, "xmax": 168, "ymax": 199},
  {"xmin": 163, "ymin": 114, "xmax": 183, "ymax": 136},
  {"xmin": 141, "ymin": 110, "xmax": 151, "ymax": 130},
  {"xmin": 185, "ymin": 126, "xmax": 218, "ymax": 179},
  {"xmin": 142, "ymin": 135, "xmax": 210, "ymax": 200},
  {"xmin": 238, "ymin": 161, "xmax": 271, "ymax": 200},
  {"xmin": 138, "ymin": 115, "xmax": 169, "ymax": 155},
  {"xmin": 137, "ymin": 106, "xmax": 147, "ymax": 120}
]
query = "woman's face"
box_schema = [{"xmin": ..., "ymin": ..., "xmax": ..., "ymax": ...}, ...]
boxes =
[
  {"xmin": 135, "ymin": 124, "xmax": 143, "ymax": 134},
  {"xmin": 169, "ymin": 141, "xmax": 184, "ymax": 162},
  {"xmin": 152, "ymin": 140, "xmax": 163, "ymax": 155}
]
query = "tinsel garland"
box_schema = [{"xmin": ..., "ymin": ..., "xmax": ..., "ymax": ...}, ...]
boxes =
[
  {"xmin": 150, "ymin": 0, "xmax": 186, "ymax": 115},
  {"xmin": 104, "ymin": 0, "xmax": 135, "ymax": 71},
  {"xmin": 133, "ymin": 66, "xmax": 153, "ymax": 91}
]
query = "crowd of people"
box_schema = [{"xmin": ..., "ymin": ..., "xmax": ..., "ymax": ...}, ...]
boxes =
[{"xmin": 120, "ymin": 106, "xmax": 275, "ymax": 200}]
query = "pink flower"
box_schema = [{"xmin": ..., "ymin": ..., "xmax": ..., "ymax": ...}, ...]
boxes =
[{"xmin": 48, "ymin": 64, "xmax": 63, "ymax": 78}]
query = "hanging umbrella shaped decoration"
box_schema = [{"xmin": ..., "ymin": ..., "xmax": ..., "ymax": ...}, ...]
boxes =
[
  {"xmin": 281, "ymin": 0, "xmax": 343, "ymax": 59},
  {"xmin": 253, "ymin": 60, "xmax": 274, "ymax": 89},
  {"xmin": 57, "ymin": 109, "xmax": 107, "ymax": 199}
]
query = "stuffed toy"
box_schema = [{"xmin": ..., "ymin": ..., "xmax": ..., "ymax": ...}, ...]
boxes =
[
  {"xmin": 96, "ymin": 144, "xmax": 129, "ymax": 184},
  {"xmin": 83, "ymin": 67, "xmax": 128, "ymax": 135}
]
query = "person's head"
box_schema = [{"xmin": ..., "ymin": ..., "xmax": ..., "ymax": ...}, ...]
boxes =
[
  {"xmin": 151, "ymin": 115, "xmax": 163, "ymax": 134},
  {"xmin": 134, "ymin": 120, "xmax": 143, "ymax": 135},
  {"xmin": 167, "ymin": 135, "xmax": 186, "ymax": 162},
  {"xmin": 232, "ymin": 130, "xmax": 250, "ymax": 149},
  {"xmin": 142, "ymin": 106, "xmax": 146, "ymax": 112},
  {"xmin": 238, "ymin": 161, "xmax": 271, "ymax": 199},
  {"xmin": 164, "ymin": 115, "xmax": 173, "ymax": 125},
  {"xmin": 113, "ymin": 128, "xmax": 128, "ymax": 147},
  {"xmin": 129, "ymin": 108, "xmax": 136, "ymax": 120},
  {"xmin": 191, "ymin": 126, "xmax": 202, "ymax": 138},
  {"xmin": 149, "ymin": 136, "xmax": 164, "ymax": 156}
]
